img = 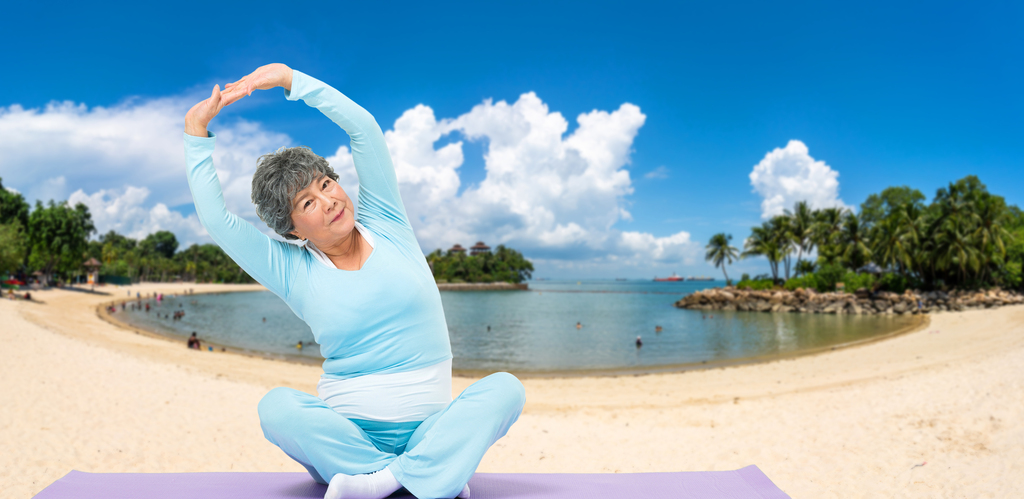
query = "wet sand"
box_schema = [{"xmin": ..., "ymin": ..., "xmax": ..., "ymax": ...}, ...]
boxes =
[{"xmin": 2, "ymin": 283, "xmax": 1022, "ymax": 498}]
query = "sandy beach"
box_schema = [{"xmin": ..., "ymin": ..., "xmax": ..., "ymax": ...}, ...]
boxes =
[{"xmin": 2, "ymin": 283, "xmax": 1022, "ymax": 498}]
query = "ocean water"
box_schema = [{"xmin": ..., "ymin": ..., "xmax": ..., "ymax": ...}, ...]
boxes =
[{"xmin": 117, "ymin": 280, "xmax": 918, "ymax": 373}]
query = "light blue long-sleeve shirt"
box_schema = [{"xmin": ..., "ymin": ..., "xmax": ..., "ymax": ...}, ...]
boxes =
[{"xmin": 183, "ymin": 70, "xmax": 452, "ymax": 378}]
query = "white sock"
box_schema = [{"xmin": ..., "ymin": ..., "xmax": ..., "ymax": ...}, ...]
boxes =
[
  {"xmin": 324, "ymin": 468, "xmax": 402, "ymax": 499},
  {"xmin": 458, "ymin": 483, "xmax": 471, "ymax": 498}
]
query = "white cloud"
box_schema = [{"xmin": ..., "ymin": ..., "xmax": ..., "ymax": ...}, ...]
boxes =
[
  {"xmin": 380, "ymin": 92, "xmax": 695, "ymax": 267},
  {"xmin": 644, "ymin": 165, "xmax": 670, "ymax": 179},
  {"xmin": 68, "ymin": 186, "xmax": 207, "ymax": 245},
  {"xmin": 1, "ymin": 91, "xmax": 699, "ymax": 272},
  {"xmin": 0, "ymin": 96, "xmax": 290, "ymax": 244},
  {"xmin": 749, "ymin": 140, "xmax": 851, "ymax": 219}
]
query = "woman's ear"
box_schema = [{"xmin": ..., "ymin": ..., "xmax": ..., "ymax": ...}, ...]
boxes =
[{"xmin": 289, "ymin": 230, "xmax": 305, "ymax": 241}]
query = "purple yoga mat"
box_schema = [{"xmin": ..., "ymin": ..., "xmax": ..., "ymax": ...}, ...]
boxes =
[{"xmin": 34, "ymin": 466, "xmax": 789, "ymax": 499}]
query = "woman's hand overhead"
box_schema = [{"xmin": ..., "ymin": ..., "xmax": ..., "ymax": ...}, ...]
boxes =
[
  {"xmin": 184, "ymin": 84, "xmax": 226, "ymax": 138},
  {"xmin": 221, "ymin": 63, "xmax": 294, "ymax": 107}
]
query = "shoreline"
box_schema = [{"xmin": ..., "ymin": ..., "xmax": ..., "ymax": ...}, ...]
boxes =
[
  {"xmin": 4, "ymin": 282, "xmax": 1023, "ymax": 497},
  {"xmin": 94, "ymin": 285, "xmax": 928, "ymax": 378}
]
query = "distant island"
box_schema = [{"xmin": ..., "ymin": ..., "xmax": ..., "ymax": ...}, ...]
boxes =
[{"xmin": 426, "ymin": 242, "xmax": 533, "ymax": 289}]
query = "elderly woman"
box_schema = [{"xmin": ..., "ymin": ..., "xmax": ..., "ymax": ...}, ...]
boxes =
[{"xmin": 183, "ymin": 64, "xmax": 525, "ymax": 499}]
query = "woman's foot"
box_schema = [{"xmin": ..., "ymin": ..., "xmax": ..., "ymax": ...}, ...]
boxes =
[{"xmin": 324, "ymin": 468, "xmax": 401, "ymax": 499}]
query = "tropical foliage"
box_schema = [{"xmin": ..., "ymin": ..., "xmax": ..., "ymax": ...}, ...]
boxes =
[
  {"xmin": 735, "ymin": 175, "xmax": 1023, "ymax": 292},
  {"xmin": 0, "ymin": 176, "xmax": 257, "ymax": 284},
  {"xmin": 705, "ymin": 233, "xmax": 739, "ymax": 283},
  {"xmin": 84, "ymin": 230, "xmax": 256, "ymax": 284},
  {"xmin": 426, "ymin": 245, "xmax": 534, "ymax": 284}
]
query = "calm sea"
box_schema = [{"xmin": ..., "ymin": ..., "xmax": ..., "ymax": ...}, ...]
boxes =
[{"xmin": 117, "ymin": 279, "xmax": 918, "ymax": 374}]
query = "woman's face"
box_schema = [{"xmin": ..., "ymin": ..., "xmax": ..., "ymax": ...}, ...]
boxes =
[{"xmin": 288, "ymin": 175, "xmax": 354, "ymax": 247}]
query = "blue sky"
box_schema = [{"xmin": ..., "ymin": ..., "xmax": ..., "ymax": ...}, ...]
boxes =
[{"xmin": 1, "ymin": 1, "xmax": 1021, "ymax": 278}]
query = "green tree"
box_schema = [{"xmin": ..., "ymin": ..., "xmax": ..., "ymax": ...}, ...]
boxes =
[
  {"xmin": 0, "ymin": 220, "xmax": 27, "ymax": 276},
  {"xmin": 769, "ymin": 215, "xmax": 795, "ymax": 279},
  {"xmin": 812, "ymin": 207, "xmax": 846, "ymax": 266},
  {"xmin": 0, "ymin": 177, "xmax": 30, "ymax": 229},
  {"xmin": 142, "ymin": 231, "xmax": 179, "ymax": 259},
  {"xmin": 786, "ymin": 201, "xmax": 815, "ymax": 275},
  {"xmin": 705, "ymin": 233, "xmax": 739, "ymax": 283},
  {"xmin": 27, "ymin": 201, "xmax": 95, "ymax": 280},
  {"xmin": 743, "ymin": 223, "xmax": 783, "ymax": 282},
  {"xmin": 860, "ymin": 186, "xmax": 925, "ymax": 228},
  {"xmin": 839, "ymin": 211, "xmax": 872, "ymax": 270}
]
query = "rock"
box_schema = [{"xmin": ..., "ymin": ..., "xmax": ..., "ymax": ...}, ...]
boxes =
[{"xmin": 893, "ymin": 302, "xmax": 907, "ymax": 314}]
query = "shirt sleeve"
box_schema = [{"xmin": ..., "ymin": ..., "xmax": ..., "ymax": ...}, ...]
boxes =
[
  {"xmin": 183, "ymin": 132, "xmax": 300, "ymax": 298},
  {"xmin": 284, "ymin": 70, "xmax": 417, "ymax": 247}
]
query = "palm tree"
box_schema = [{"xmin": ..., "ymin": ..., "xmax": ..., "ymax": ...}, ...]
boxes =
[
  {"xmin": 973, "ymin": 195, "xmax": 1010, "ymax": 285},
  {"xmin": 743, "ymin": 223, "xmax": 783, "ymax": 282},
  {"xmin": 769, "ymin": 215, "xmax": 795, "ymax": 279},
  {"xmin": 812, "ymin": 207, "xmax": 846, "ymax": 266},
  {"xmin": 935, "ymin": 216, "xmax": 981, "ymax": 285},
  {"xmin": 705, "ymin": 233, "xmax": 739, "ymax": 283},
  {"xmin": 870, "ymin": 207, "xmax": 915, "ymax": 277},
  {"xmin": 786, "ymin": 201, "xmax": 815, "ymax": 275},
  {"xmin": 840, "ymin": 211, "xmax": 872, "ymax": 270}
]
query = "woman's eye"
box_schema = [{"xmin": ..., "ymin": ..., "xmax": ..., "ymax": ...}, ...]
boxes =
[
  {"xmin": 304, "ymin": 200, "xmax": 313, "ymax": 210},
  {"xmin": 322, "ymin": 180, "xmax": 329, "ymax": 189}
]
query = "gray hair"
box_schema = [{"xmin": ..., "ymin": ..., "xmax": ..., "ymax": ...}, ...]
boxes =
[{"xmin": 251, "ymin": 146, "xmax": 339, "ymax": 240}]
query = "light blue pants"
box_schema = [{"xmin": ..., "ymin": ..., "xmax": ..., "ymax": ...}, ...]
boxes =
[{"xmin": 258, "ymin": 372, "xmax": 526, "ymax": 499}]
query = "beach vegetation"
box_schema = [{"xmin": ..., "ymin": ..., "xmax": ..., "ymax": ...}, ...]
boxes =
[
  {"xmin": 0, "ymin": 220, "xmax": 27, "ymax": 276},
  {"xmin": 27, "ymin": 200, "xmax": 95, "ymax": 279},
  {"xmin": 740, "ymin": 175, "xmax": 1024, "ymax": 292},
  {"xmin": 736, "ymin": 277, "xmax": 776, "ymax": 291}
]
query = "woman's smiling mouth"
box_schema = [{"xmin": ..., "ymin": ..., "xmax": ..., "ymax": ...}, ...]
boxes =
[{"xmin": 331, "ymin": 207, "xmax": 344, "ymax": 224}]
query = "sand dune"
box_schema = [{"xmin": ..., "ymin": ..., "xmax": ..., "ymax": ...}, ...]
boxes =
[{"xmin": 2, "ymin": 283, "xmax": 1022, "ymax": 498}]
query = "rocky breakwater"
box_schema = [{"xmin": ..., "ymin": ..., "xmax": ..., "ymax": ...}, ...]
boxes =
[{"xmin": 675, "ymin": 287, "xmax": 1024, "ymax": 315}]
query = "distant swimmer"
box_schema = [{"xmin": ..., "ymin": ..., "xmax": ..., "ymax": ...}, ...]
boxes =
[
  {"xmin": 188, "ymin": 332, "xmax": 201, "ymax": 350},
  {"xmin": 655, "ymin": 325, "xmax": 663, "ymax": 333},
  {"xmin": 636, "ymin": 336, "xmax": 643, "ymax": 347},
  {"xmin": 486, "ymin": 325, "xmax": 491, "ymax": 331},
  {"xmin": 576, "ymin": 322, "xmax": 582, "ymax": 330},
  {"xmin": 296, "ymin": 341, "xmax": 303, "ymax": 350},
  {"xmin": 263, "ymin": 317, "xmax": 267, "ymax": 322}
]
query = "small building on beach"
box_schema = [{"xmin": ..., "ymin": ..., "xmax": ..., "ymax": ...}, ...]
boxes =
[
  {"xmin": 447, "ymin": 244, "xmax": 467, "ymax": 255},
  {"xmin": 84, "ymin": 258, "xmax": 101, "ymax": 285}
]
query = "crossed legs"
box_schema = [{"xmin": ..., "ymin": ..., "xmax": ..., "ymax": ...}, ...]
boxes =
[{"xmin": 258, "ymin": 372, "xmax": 526, "ymax": 499}]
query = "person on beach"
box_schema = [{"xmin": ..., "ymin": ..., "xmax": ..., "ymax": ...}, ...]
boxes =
[
  {"xmin": 183, "ymin": 63, "xmax": 525, "ymax": 499},
  {"xmin": 188, "ymin": 332, "xmax": 201, "ymax": 350}
]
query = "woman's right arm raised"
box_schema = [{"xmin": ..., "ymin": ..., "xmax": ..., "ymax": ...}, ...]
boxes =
[{"xmin": 184, "ymin": 84, "xmax": 297, "ymax": 298}]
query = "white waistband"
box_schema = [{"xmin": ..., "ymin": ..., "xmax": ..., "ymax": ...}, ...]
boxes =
[{"xmin": 317, "ymin": 359, "xmax": 452, "ymax": 423}]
